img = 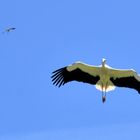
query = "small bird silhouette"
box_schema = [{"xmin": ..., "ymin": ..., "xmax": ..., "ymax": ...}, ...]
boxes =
[{"xmin": 2, "ymin": 27, "xmax": 16, "ymax": 33}]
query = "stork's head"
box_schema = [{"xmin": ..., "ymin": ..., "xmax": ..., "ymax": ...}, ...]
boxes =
[{"xmin": 102, "ymin": 58, "xmax": 106, "ymax": 67}]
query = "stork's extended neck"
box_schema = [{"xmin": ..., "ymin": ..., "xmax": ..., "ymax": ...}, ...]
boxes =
[{"xmin": 102, "ymin": 58, "xmax": 106, "ymax": 67}]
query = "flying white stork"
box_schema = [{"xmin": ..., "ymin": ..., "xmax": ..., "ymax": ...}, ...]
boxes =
[{"xmin": 51, "ymin": 59, "xmax": 140, "ymax": 103}]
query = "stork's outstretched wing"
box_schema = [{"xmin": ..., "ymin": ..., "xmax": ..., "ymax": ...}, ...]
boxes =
[
  {"xmin": 109, "ymin": 68, "xmax": 140, "ymax": 93},
  {"xmin": 51, "ymin": 62, "xmax": 100, "ymax": 87}
]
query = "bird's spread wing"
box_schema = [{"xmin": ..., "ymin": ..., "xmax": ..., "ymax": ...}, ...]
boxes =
[
  {"xmin": 109, "ymin": 68, "xmax": 140, "ymax": 93},
  {"xmin": 51, "ymin": 62, "xmax": 100, "ymax": 87}
]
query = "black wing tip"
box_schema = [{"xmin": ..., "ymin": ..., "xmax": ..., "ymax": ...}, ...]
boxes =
[
  {"xmin": 51, "ymin": 67, "xmax": 67, "ymax": 87},
  {"xmin": 52, "ymin": 67, "xmax": 67, "ymax": 73},
  {"xmin": 52, "ymin": 68, "xmax": 63, "ymax": 73}
]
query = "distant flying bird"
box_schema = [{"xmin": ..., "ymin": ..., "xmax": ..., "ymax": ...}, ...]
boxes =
[
  {"xmin": 51, "ymin": 59, "xmax": 140, "ymax": 103},
  {"xmin": 3, "ymin": 27, "xmax": 16, "ymax": 33}
]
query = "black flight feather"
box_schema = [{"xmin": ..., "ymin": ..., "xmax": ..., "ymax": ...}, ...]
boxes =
[{"xmin": 110, "ymin": 76, "xmax": 140, "ymax": 93}]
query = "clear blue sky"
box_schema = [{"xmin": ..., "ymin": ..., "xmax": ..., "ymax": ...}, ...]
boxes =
[{"xmin": 0, "ymin": 0, "xmax": 140, "ymax": 140}]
